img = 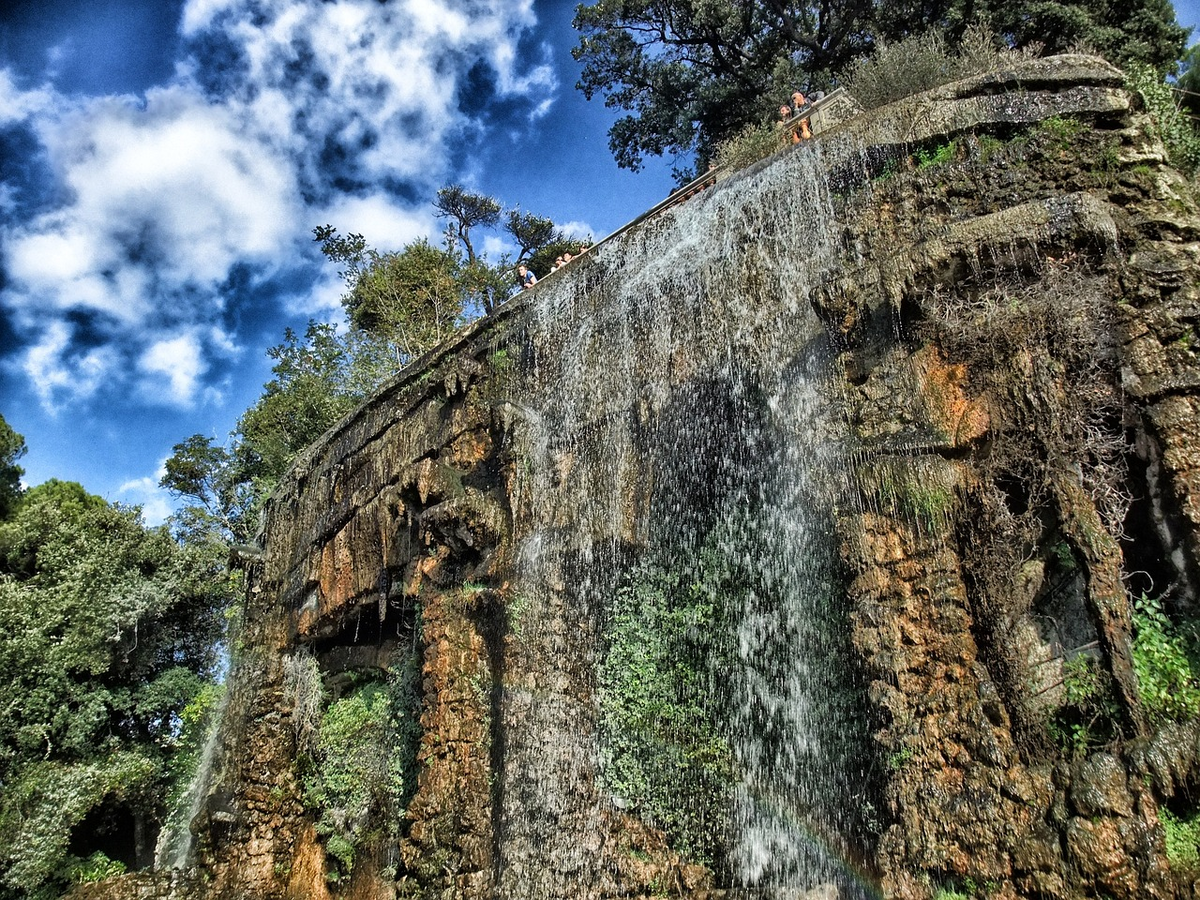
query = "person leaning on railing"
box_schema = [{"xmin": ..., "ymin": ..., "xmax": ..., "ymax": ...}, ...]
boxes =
[
  {"xmin": 778, "ymin": 104, "xmax": 800, "ymax": 145},
  {"xmin": 790, "ymin": 91, "xmax": 813, "ymax": 140}
]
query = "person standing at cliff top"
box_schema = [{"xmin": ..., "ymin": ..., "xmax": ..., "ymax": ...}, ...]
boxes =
[
  {"xmin": 517, "ymin": 264, "xmax": 537, "ymax": 289},
  {"xmin": 791, "ymin": 91, "xmax": 812, "ymax": 139},
  {"xmin": 778, "ymin": 104, "xmax": 800, "ymax": 145}
]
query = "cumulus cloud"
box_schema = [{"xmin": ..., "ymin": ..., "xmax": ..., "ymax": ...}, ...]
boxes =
[
  {"xmin": 117, "ymin": 472, "xmax": 175, "ymax": 526},
  {"xmin": 0, "ymin": 69, "xmax": 53, "ymax": 125},
  {"xmin": 316, "ymin": 193, "xmax": 434, "ymax": 253},
  {"xmin": 138, "ymin": 333, "xmax": 207, "ymax": 406},
  {"xmin": 0, "ymin": 0, "xmax": 557, "ymax": 415},
  {"xmin": 178, "ymin": 0, "xmax": 554, "ymax": 197},
  {"xmin": 23, "ymin": 320, "xmax": 120, "ymax": 410}
]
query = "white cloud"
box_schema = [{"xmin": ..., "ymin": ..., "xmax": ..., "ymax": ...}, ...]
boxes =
[
  {"xmin": 0, "ymin": 68, "xmax": 53, "ymax": 125},
  {"xmin": 318, "ymin": 194, "xmax": 434, "ymax": 252},
  {"xmin": 179, "ymin": 0, "xmax": 241, "ymax": 34},
  {"xmin": 481, "ymin": 234, "xmax": 513, "ymax": 259},
  {"xmin": 1, "ymin": 0, "xmax": 558, "ymax": 413},
  {"xmin": 4, "ymin": 88, "xmax": 299, "ymax": 332},
  {"xmin": 23, "ymin": 321, "xmax": 120, "ymax": 411},
  {"xmin": 117, "ymin": 473, "xmax": 175, "ymax": 526},
  {"xmin": 139, "ymin": 333, "xmax": 207, "ymax": 406},
  {"xmin": 558, "ymin": 220, "xmax": 598, "ymax": 241}
]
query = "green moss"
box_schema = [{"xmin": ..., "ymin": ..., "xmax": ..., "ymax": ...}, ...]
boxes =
[
  {"xmin": 1132, "ymin": 594, "xmax": 1200, "ymax": 726},
  {"xmin": 914, "ymin": 140, "xmax": 956, "ymax": 169},
  {"xmin": 505, "ymin": 592, "xmax": 529, "ymax": 636},
  {"xmin": 874, "ymin": 467, "xmax": 953, "ymax": 530},
  {"xmin": 888, "ymin": 746, "xmax": 914, "ymax": 770},
  {"xmin": 975, "ymin": 134, "xmax": 1006, "ymax": 163},
  {"xmin": 1162, "ymin": 807, "xmax": 1200, "ymax": 869},
  {"xmin": 1038, "ymin": 115, "xmax": 1085, "ymax": 148}
]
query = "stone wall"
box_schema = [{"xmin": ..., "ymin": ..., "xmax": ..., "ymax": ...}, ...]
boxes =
[{"xmin": 78, "ymin": 56, "xmax": 1200, "ymax": 900}]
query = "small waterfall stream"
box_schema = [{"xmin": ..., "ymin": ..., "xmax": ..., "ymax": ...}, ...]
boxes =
[
  {"xmin": 154, "ymin": 687, "xmax": 229, "ymax": 870},
  {"xmin": 498, "ymin": 141, "xmax": 880, "ymax": 897}
]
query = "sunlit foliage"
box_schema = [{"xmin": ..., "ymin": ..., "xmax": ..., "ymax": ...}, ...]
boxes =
[{"xmin": 0, "ymin": 477, "xmax": 233, "ymax": 898}]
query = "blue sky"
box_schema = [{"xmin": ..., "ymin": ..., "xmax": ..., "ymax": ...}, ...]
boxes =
[
  {"xmin": 0, "ymin": 1, "xmax": 1197, "ymax": 524},
  {"xmin": 0, "ymin": 0, "xmax": 680, "ymax": 522}
]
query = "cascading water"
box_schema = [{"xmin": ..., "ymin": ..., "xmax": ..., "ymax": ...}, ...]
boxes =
[
  {"xmin": 495, "ymin": 139, "xmax": 883, "ymax": 897},
  {"xmin": 154, "ymin": 686, "xmax": 229, "ymax": 870}
]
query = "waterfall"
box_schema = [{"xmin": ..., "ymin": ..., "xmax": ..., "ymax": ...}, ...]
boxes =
[
  {"xmin": 496, "ymin": 140, "xmax": 880, "ymax": 897},
  {"xmin": 154, "ymin": 685, "xmax": 229, "ymax": 871}
]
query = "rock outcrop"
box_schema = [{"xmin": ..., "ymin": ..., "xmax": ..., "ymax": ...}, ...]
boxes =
[{"xmin": 78, "ymin": 56, "xmax": 1200, "ymax": 900}]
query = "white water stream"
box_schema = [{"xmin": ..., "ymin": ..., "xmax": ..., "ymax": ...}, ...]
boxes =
[{"xmin": 499, "ymin": 139, "xmax": 880, "ymax": 897}]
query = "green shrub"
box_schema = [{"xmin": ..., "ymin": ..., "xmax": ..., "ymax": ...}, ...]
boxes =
[
  {"xmin": 1047, "ymin": 654, "xmax": 1119, "ymax": 756},
  {"xmin": 599, "ymin": 553, "xmax": 736, "ymax": 866},
  {"xmin": 301, "ymin": 661, "xmax": 421, "ymax": 883},
  {"xmin": 1162, "ymin": 807, "xmax": 1200, "ymax": 869},
  {"xmin": 0, "ymin": 753, "xmax": 159, "ymax": 897},
  {"xmin": 842, "ymin": 25, "xmax": 1036, "ymax": 111},
  {"xmin": 915, "ymin": 140, "xmax": 957, "ymax": 168},
  {"xmin": 1126, "ymin": 62, "xmax": 1200, "ymax": 177},
  {"xmin": 70, "ymin": 851, "xmax": 127, "ymax": 883},
  {"xmin": 712, "ymin": 120, "xmax": 786, "ymax": 175},
  {"xmin": 1132, "ymin": 593, "xmax": 1200, "ymax": 725}
]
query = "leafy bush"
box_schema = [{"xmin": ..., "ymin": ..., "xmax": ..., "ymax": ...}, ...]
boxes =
[
  {"xmin": 0, "ymin": 753, "xmax": 158, "ymax": 896},
  {"xmin": 301, "ymin": 662, "xmax": 421, "ymax": 883},
  {"xmin": 1046, "ymin": 654, "xmax": 1120, "ymax": 756},
  {"xmin": 71, "ymin": 851, "xmax": 127, "ymax": 883},
  {"xmin": 599, "ymin": 553, "xmax": 736, "ymax": 866},
  {"xmin": 1125, "ymin": 62, "xmax": 1200, "ymax": 177},
  {"xmin": 1131, "ymin": 594, "xmax": 1200, "ymax": 725},
  {"xmin": 1161, "ymin": 807, "xmax": 1200, "ymax": 869},
  {"xmin": 915, "ymin": 140, "xmax": 957, "ymax": 168},
  {"xmin": 842, "ymin": 25, "xmax": 1036, "ymax": 111},
  {"xmin": 712, "ymin": 120, "xmax": 789, "ymax": 174}
]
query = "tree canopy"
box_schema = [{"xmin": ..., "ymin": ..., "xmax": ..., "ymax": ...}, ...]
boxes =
[
  {"xmin": 434, "ymin": 184, "xmax": 502, "ymax": 264},
  {"xmin": 573, "ymin": 0, "xmax": 1189, "ymax": 175},
  {"xmin": 0, "ymin": 414, "xmax": 26, "ymax": 520},
  {"xmin": 0, "ymin": 477, "xmax": 234, "ymax": 896}
]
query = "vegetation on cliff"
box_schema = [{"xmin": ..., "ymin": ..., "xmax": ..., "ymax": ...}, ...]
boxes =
[
  {"xmin": 574, "ymin": 0, "xmax": 1188, "ymax": 175},
  {"xmin": 8, "ymin": 10, "xmax": 1200, "ymax": 898},
  {"xmin": 600, "ymin": 551, "xmax": 736, "ymax": 867}
]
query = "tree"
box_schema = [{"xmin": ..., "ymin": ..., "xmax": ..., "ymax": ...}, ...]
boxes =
[
  {"xmin": 433, "ymin": 185, "xmax": 502, "ymax": 264},
  {"xmin": 0, "ymin": 413, "xmax": 26, "ymax": 520},
  {"xmin": 1176, "ymin": 43, "xmax": 1200, "ymax": 115},
  {"xmin": 316, "ymin": 227, "xmax": 466, "ymax": 362},
  {"xmin": 505, "ymin": 209, "xmax": 559, "ymax": 263},
  {"xmin": 572, "ymin": 0, "xmax": 875, "ymax": 174},
  {"xmin": 573, "ymin": 0, "xmax": 1189, "ymax": 175},
  {"xmin": 0, "ymin": 481, "xmax": 233, "ymax": 895},
  {"xmin": 160, "ymin": 434, "xmax": 256, "ymax": 545},
  {"xmin": 978, "ymin": 0, "xmax": 1186, "ymax": 70}
]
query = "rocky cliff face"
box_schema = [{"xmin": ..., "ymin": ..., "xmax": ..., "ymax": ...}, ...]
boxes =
[{"xmin": 75, "ymin": 56, "xmax": 1200, "ymax": 900}]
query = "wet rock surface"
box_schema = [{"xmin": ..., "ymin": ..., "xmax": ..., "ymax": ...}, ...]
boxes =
[{"xmin": 81, "ymin": 56, "xmax": 1200, "ymax": 900}]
